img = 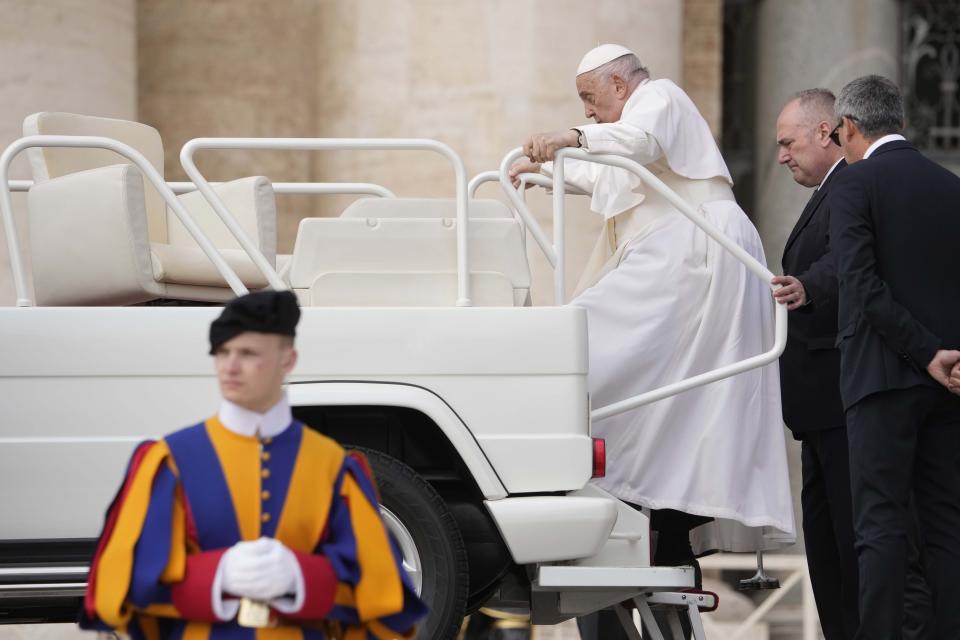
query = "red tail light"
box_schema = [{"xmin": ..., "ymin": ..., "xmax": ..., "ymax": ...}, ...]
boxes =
[{"xmin": 592, "ymin": 437, "xmax": 606, "ymax": 478}]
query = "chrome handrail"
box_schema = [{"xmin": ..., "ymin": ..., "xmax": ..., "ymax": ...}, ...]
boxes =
[
  {"xmin": 181, "ymin": 138, "xmax": 471, "ymax": 306},
  {"xmin": 496, "ymin": 145, "xmax": 787, "ymax": 421},
  {"xmin": 8, "ymin": 179, "xmax": 396, "ymax": 198}
]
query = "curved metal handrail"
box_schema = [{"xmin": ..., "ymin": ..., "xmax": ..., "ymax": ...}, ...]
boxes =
[
  {"xmin": 498, "ymin": 149, "xmax": 559, "ymax": 268},
  {"xmin": 181, "ymin": 138, "xmax": 471, "ymax": 306},
  {"xmin": 468, "ymin": 170, "xmax": 588, "ymax": 198},
  {"xmin": 495, "ymin": 145, "xmax": 787, "ymax": 421},
  {"xmin": 518, "ymin": 172, "xmax": 589, "ymax": 195},
  {"xmin": 8, "ymin": 179, "xmax": 396, "ymax": 198},
  {"xmin": 0, "ymin": 135, "xmax": 248, "ymax": 306},
  {"xmin": 468, "ymin": 170, "xmax": 499, "ymax": 198},
  {"xmin": 172, "ymin": 181, "xmax": 396, "ymax": 198}
]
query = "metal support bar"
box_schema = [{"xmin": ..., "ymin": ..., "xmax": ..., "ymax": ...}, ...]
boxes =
[
  {"xmin": 181, "ymin": 138, "xmax": 471, "ymax": 306},
  {"xmin": 0, "ymin": 135, "xmax": 248, "ymax": 306},
  {"xmin": 646, "ymin": 591, "xmax": 717, "ymax": 609},
  {"xmin": 172, "ymin": 181, "xmax": 396, "ymax": 197},
  {"xmin": 9, "ymin": 179, "xmax": 396, "ymax": 198},
  {"xmin": 613, "ymin": 603, "xmax": 644, "ymax": 640},
  {"xmin": 552, "ymin": 156, "xmax": 566, "ymax": 304},
  {"xmin": 667, "ymin": 608, "xmax": 685, "ymax": 639},
  {"xmin": 634, "ymin": 597, "xmax": 666, "ymax": 640},
  {"xmin": 687, "ymin": 601, "xmax": 708, "ymax": 640},
  {"xmin": 498, "ymin": 148, "xmax": 558, "ymax": 268}
]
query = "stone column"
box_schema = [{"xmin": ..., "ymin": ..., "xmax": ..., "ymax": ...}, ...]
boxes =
[
  {"xmin": 684, "ymin": 0, "xmax": 723, "ymax": 137},
  {"xmin": 137, "ymin": 0, "xmax": 320, "ymax": 226},
  {"xmin": 751, "ymin": 0, "xmax": 900, "ymax": 555},
  {"xmin": 0, "ymin": 0, "xmax": 136, "ymax": 305}
]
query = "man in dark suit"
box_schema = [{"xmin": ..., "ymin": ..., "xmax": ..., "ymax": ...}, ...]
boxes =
[
  {"xmin": 775, "ymin": 88, "xmax": 932, "ymax": 640},
  {"xmin": 830, "ymin": 75, "xmax": 960, "ymax": 640},
  {"xmin": 774, "ymin": 88, "xmax": 854, "ymax": 640}
]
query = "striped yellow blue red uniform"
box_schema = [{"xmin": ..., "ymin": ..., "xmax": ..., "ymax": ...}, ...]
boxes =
[{"xmin": 81, "ymin": 417, "xmax": 427, "ymax": 639}]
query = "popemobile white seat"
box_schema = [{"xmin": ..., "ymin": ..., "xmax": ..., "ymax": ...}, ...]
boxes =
[
  {"xmin": 338, "ymin": 197, "xmax": 514, "ymax": 220},
  {"xmin": 22, "ymin": 112, "xmax": 277, "ymax": 306},
  {"xmin": 287, "ymin": 197, "xmax": 531, "ymax": 307}
]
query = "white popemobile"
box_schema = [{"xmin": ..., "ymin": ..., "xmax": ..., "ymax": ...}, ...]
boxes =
[{"xmin": 0, "ymin": 112, "xmax": 787, "ymax": 639}]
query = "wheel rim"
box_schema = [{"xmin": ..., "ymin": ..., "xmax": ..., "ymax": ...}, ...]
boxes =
[{"xmin": 380, "ymin": 505, "xmax": 424, "ymax": 595}]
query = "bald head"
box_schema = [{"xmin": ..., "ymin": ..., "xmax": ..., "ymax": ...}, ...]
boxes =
[
  {"xmin": 792, "ymin": 88, "xmax": 837, "ymax": 128},
  {"xmin": 776, "ymin": 89, "xmax": 843, "ymax": 187}
]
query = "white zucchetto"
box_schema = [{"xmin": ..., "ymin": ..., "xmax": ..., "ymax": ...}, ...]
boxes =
[{"xmin": 576, "ymin": 44, "xmax": 637, "ymax": 76}]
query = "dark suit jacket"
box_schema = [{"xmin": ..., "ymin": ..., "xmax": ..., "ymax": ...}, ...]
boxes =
[
  {"xmin": 830, "ymin": 140, "xmax": 960, "ymax": 410},
  {"xmin": 779, "ymin": 159, "xmax": 847, "ymax": 436}
]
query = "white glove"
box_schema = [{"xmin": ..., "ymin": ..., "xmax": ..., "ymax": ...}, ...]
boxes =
[{"xmin": 221, "ymin": 537, "xmax": 299, "ymax": 601}]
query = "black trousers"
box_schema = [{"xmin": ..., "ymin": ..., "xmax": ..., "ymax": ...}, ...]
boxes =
[
  {"xmin": 802, "ymin": 427, "xmax": 932, "ymax": 640},
  {"xmin": 846, "ymin": 385, "xmax": 960, "ymax": 640}
]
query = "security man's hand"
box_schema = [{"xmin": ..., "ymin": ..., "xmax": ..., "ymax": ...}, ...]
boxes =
[
  {"xmin": 771, "ymin": 275, "xmax": 808, "ymax": 310},
  {"xmin": 950, "ymin": 361, "xmax": 960, "ymax": 395},
  {"xmin": 927, "ymin": 350, "xmax": 960, "ymax": 394},
  {"xmin": 523, "ymin": 130, "xmax": 580, "ymax": 163},
  {"xmin": 508, "ymin": 158, "xmax": 542, "ymax": 188}
]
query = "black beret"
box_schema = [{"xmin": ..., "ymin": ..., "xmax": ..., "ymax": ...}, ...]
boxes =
[{"xmin": 209, "ymin": 290, "xmax": 300, "ymax": 354}]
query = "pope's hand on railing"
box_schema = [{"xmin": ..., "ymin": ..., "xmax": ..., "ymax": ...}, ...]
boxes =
[
  {"xmin": 523, "ymin": 130, "xmax": 579, "ymax": 163},
  {"xmin": 508, "ymin": 158, "xmax": 542, "ymax": 188}
]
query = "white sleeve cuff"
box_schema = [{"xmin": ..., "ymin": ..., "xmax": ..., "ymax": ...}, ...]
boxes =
[{"xmin": 212, "ymin": 554, "xmax": 241, "ymax": 622}]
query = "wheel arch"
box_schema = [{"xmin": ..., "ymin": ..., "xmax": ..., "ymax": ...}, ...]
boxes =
[
  {"xmin": 286, "ymin": 381, "xmax": 507, "ymax": 500},
  {"xmin": 288, "ymin": 381, "xmax": 515, "ymax": 613}
]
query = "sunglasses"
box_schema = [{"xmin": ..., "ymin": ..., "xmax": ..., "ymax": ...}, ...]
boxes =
[
  {"xmin": 829, "ymin": 116, "xmax": 857, "ymax": 146},
  {"xmin": 829, "ymin": 121, "xmax": 842, "ymax": 147}
]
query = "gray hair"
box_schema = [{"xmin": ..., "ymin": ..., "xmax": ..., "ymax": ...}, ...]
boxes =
[
  {"xmin": 835, "ymin": 75, "xmax": 904, "ymax": 139},
  {"xmin": 593, "ymin": 53, "xmax": 649, "ymax": 85},
  {"xmin": 791, "ymin": 88, "xmax": 835, "ymax": 125}
]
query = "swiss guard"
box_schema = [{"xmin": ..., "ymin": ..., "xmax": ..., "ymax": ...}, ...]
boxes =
[{"xmin": 80, "ymin": 290, "xmax": 427, "ymax": 639}]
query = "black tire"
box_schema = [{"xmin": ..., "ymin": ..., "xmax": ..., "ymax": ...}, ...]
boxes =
[{"xmin": 352, "ymin": 448, "xmax": 469, "ymax": 640}]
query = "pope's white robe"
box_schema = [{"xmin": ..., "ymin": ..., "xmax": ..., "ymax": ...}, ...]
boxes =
[{"xmin": 544, "ymin": 78, "xmax": 795, "ymax": 552}]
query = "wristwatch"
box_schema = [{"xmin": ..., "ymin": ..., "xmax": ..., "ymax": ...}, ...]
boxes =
[{"xmin": 571, "ymin": 128, "xmax": 585, "ymax": 148}]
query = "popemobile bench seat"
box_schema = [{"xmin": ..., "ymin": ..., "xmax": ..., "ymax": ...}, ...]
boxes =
[
  {"xmin": 23, "ymin": 112, "xmax": 277, "ymax": 306},
  {"xmin": 286, "ymin": 198, "xmax": 531, "ymax": 307}
]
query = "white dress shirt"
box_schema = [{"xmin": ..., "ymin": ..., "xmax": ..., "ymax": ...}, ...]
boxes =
[
  {"xmin": 863, "ymin": 133, "xmax": 906, "ymax": 159},
  {"xmin": 819, "ymin": 157, "xmax": 844, "ymax": 190}
]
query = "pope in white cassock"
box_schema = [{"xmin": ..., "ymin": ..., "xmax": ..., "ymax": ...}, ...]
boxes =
[{"xmin": 512, "ymin": 44, "xmax": 795, "ymax": 562}]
